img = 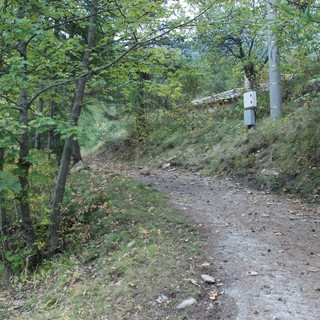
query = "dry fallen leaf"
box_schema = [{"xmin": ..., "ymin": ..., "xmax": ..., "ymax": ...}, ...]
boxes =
[
  {"xmin": 185, "ymin": 278, "xmax": 199, "ymax": 286},
  {"xmin": 209, "ymin": 290, "xmax": 219, "ymax": 300},
  {"xmin": 247, "ymin": 271, "xmax": 259, "ymax": 276},
  {"xmin": 69, "ymin": 272, "xmax": 81, "ymax": 285},
  {"xmin": 200, "ymin": 262, "xmax": 210, "ymax": 267},
  {"xmin": 128, "ymin": 283, "xmax": 137, "ymax": 288}
]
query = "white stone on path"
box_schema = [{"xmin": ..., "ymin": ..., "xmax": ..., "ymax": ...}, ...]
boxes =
[
  {"xmin": 176, "ymin": 298, "xmax": 197, "ymax": 310},
  {"xmin": 201, "ymin": 274, "xmax": 216, "ymax": 284}
]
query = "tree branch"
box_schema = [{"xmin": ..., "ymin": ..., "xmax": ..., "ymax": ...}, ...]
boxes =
[
  {"xmin": 0, "ymin": 95, "xmax": 18, "ymax": 106},
  {"xmin": 27, "ymin": 2, "xmax": 216, "ymax": 107},
  {"xmin": 25, "ymin": 7, "xmax": 123, "ymax": 47},
  {"xmin": 248, "ymin": 37, "xmax": 255, "ymax": 57}
]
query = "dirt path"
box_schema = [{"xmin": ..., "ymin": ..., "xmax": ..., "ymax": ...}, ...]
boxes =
[{"xmin": 119, "ymin": 164, "xmax": 320, "ymax": 320}]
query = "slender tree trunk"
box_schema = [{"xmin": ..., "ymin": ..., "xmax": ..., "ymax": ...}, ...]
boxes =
[
  {"xmin": 16, "ymin": 3, "xmax": 36, "ymax": 257},
  {"xmin": 34, "ymin": 98, "xmax": 44, "ymax": 149},
  {"xmin": 1, "ymin": 4, "xmax": 9, "ymax": 258},
  {"xmin": 48, "ymin": 99, "xmax": 62, "ymax": 162},
  {"xmin": 72, "ymin": 139, "xmax": 82, "ymax": 165},
  {"xmin": 136, "ymin": 71, "xmax": 151, "ymax": 136},
  {"xmin": 0, "ymin": 148, "xmax": 7, "ymax": 229},
  {"xmin": 244, "ymin": 62, "xmax": 259, "ymax": 91},
  {"xmin": 18, "ymin": 88, "xmax": 36, "ymax": 253},
  {"xmin": 0, "ymin": 147, "xmax": 10, "ymax": 275},
  {"xmin": 49, "ymin": 0, "xmax": 98, "ymax": 254}
]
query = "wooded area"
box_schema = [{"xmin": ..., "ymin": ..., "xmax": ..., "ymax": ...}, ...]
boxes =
[{"xmin": 0, "ymin": 0, "xmax": 319, "ymax": 276}]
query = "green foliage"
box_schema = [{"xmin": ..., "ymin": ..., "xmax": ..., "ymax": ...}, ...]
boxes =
[
  {"xmin": 0, "ymin": 150, "xmax": 59, "ymax": 273},
  {"xmin": 0, "ymin": 170, "xmax": 21, "ymax": 195},
  {"xmin": 193, "ymin": 0, "xmax": 268, "ymax": 89},
  {"xmin": 1, "ymin": 0, "xmax": 193, "ymax": 270},
  {"xmin": 28, "ymin": 150, "xmax": 58, "ymax": 250}
]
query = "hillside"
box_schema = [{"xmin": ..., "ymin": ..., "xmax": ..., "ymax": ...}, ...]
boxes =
[{"xmin": 97, "ymin": 82, "xmax": 319, "ymax": 203}]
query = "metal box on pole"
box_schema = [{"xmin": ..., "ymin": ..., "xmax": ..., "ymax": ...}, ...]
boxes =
[
  {"xmin": 244, "ymin": 109, "xmax": 256, "ymax": 126},
  {"xmin": 243, "ymin": 91, "xmax": 257, "ymax": 127},
  {"xmin": 244, "ymin": 91, "xmax": 257, "ymax": 109}
]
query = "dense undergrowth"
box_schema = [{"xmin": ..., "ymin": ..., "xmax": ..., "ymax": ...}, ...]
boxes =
[
  {"xmin": 1, "ymin": 166, "xmax": 207, "ymax": 319},
  {"xmin": 99, "ymin": 85, "xmax": 320, "ymax": 202}
]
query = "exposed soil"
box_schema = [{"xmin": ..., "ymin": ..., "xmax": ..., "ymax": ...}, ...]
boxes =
[{"xmin": 111, "ymin": 162, "xmax": 320, "ymax": 320}]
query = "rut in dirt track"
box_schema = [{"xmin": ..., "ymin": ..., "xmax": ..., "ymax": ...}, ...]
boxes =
[{"xmin": 129, "ymin": 166, "xmax": 320, "ymax": 320}]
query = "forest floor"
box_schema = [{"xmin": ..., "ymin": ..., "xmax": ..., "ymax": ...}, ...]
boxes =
[
  {"xmin": 107, "ymin": 160, "xmax": 320, "ymax": 320},
  {"xmin": 3, "ymin": 158, "xmax": 320, "ymax": 320}
]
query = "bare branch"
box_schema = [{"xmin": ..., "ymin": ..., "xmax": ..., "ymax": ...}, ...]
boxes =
[
  {"xmin": 0, "ymin": 95, "xmax": 18, "ymax": 106},
  {"xmin": 27, "ymin": 77, "xmax": 79, "ymax": 107}
]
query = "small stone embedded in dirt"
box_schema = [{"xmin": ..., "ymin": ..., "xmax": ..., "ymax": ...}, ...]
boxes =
[
  {"xmin": 127, "ymin": 240, "xmax": 136, "ymax": 248},
  {"xmin": 261, "ymin": 169, "xmax": 279, "ymax": 177},
  {"xmin": 139, "ymin": 167, "xmax": 151, "ymax": 176},
  {"xmin": 71, "ymin": 161, "xmax": 90, "ymax": 173},
  {"xmin": 201, "ymin": 274, "xmax": 216, "ymax": 284},
  {"xmin": 200, "ymin": 262, "xmax": 210, "ymax": 267},
  {"xmin": 162, "ymin": 163, "xmax": 171, "ymax": 169},
  {"xmin": 176, "ymin": 298, "xmax": 197, "ymax": 310},
  {"xmin": 87, "ymin": 164, "xmax": 98, "ymax": 171},
  {"xmin": 147, "ymin": 301, "xmax": 157, "ymax": 307},
  {"xmin": 156, "ymin": 294, "xmax": 169, "ymax": 304}
]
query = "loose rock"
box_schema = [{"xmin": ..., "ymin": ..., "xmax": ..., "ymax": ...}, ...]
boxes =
[
  {"xmin": 139, "ymin": 167, "xmax": 151, "ymax": 176},
  {"xmin": 127, "ymin": 240, "xmax": 136, "ymax": 248},
  {"xmin": 176, "ymin": 298, "xmax": 197, "ymax": 310},
  {"xmin": 162, "ymin": 163, "xmax": 171, "ymax": 169},
  {"xmin": 201, "ymin": 274, "xmax": 216, "ymax": 284},
  {"xmin": 156, "ymin": 294, "xmax": 169, "ymax": 304},
  {"xmin": 70, "ymin": 161, "xmax": 90, "ymax": 173}
]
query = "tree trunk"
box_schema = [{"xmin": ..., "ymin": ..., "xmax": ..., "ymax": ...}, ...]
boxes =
[
  {"xmin": 49, "ymin": 0, "xmax": 98, "ymax": 254},
  {"xmin": 34, "ymin": 98, "xmax": 44, "ymax": 149},
  {"xmin": 244, "ymin": 62, "xmax": 258, "ymax": 91},
  {"xmin": 18, "ymin": 88, "xmax": 36, "ymax": 253},
  {"xmin": 16, "ymin": 3, "xmax": 36, "ymax": 258},
  {"xmin": 48, "ymin": 100, "xmax": 62, "ymax": 162},
  {"xmin": 72, "ymin": 138, "xmax": 82, "ymax": 165},
  {"xmin": 0, "ymin": 146, "xmax": 10, "ymax": 276},
  {"xmin": 136, "ymin": 71, "xmax": 151, "ymax": 136}
]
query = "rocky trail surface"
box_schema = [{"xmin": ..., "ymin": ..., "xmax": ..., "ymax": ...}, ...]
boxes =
[{"xmin": 105, "ymin": 161, "xmax": 320, "ymax": 320}]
